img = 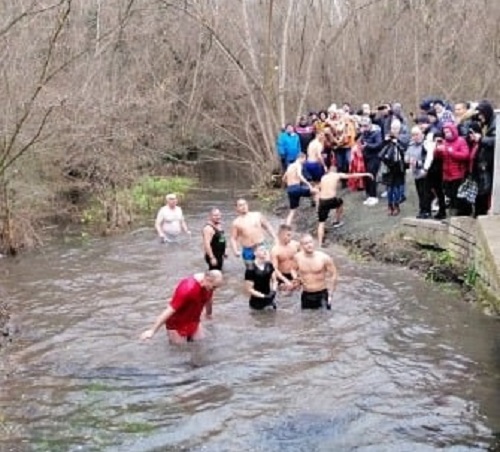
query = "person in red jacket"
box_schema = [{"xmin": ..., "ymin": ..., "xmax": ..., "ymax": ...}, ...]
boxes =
[
  {"xmin": 433, "ymin": 123, "xmax": 470, "ymax": 215},
  {"xmin": 140, "ymin": 270, "xmax": 223, "ymax": 344}
]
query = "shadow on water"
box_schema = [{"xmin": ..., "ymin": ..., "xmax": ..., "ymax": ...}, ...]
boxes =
[{"xmin": 1, "ymin": 162, "xmax": 500, "ymax": 451}]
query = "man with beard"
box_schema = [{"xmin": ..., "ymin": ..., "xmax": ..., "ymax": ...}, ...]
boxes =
[{"xmin": 202, "ymin": 208, "xmax": 227, "ymax": 271}]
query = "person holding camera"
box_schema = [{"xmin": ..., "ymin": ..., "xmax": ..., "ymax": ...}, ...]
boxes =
[{"xmin": 434, "ymin": 123, "xmax": 470, "ymax": 216}]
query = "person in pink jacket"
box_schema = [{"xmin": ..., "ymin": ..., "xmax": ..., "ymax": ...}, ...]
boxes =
[{"xmin": 434, "ymin": 123, "xmax": 470, "ymax": 215}]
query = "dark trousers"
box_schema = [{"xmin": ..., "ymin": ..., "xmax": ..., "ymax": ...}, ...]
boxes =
[
  {"xmin": 415, "ymin": 178, "xmax": 429, "ymax": 214},
  {"xmin": 425, "ymin": 173, "xmax": 446, "ymax": 215},
  {"xmin": 364, "ymin": 158, "xmax": 380, "ymax": 198},
  {"xmin": 474, "ymin": 193, "xmax": 490, "ymax": 217}
]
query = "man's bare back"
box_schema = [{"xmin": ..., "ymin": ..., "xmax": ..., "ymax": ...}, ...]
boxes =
[
  {"xmin": 307, "ymin": 138, "xmax": 323, "ymax": 162},
  {"xmin": 283, "ymin": 160, "xmax": 304, "ymax": 187},
  {"xmin": 319, "ymin": 172, "xmax": 343, "ymax": 200}
]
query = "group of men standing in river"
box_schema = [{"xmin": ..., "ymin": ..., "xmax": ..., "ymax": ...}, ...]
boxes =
[{"xmin": 140, "ymin": 194, "xmax": 338, "ymax": 344}]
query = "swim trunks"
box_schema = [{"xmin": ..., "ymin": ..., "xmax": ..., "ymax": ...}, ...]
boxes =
[
  {"xmin": 249, "ymin": 291, "xmax": 277, "ymax": 310},
  {"xmin": 303, "ymin": 161, "xmax": 325, "ymax": 182},
  {"xmin": 317, "ymin": 197, "xmax": 344, "ymax": 222},
  {"xmin": 287, "ymin": 184, "xmax": 311, "ymax": 210},
  {"xmin": 301, "ymin": 289, "xmax": 330, "ymax": 310}
]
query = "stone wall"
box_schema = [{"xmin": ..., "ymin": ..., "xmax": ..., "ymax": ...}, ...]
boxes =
[{"xmin": 401, "ymin": 216, "xmax": 500, "ymax": 311}]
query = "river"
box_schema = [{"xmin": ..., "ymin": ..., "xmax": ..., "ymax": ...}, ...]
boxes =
[{"xmin": 1, "ymin": 162, "xmax": 500, "ymax": 451}]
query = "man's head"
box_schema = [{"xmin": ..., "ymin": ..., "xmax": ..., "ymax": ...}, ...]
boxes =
[
  {"xmin": 454, "ymin": 102, "xmax": 468, "ymax": 120},
  {"xmin": 390, "ymin": 119, "xmax": 401, "ymax": 137},
  {"xmin": 278, "ymin": 224, "xmax": 293, "ymax": 244},
  {"xmin": 209, "ymin": 208, "xmax": 222, "ymax": 224},
  {"xmin": 411, "ymin": 126, "xmax": 424, "ymax": 144},
  {"xmin": 202, "ymin": 270, "xmax": 224, "ymax": 290},
  {"xmin": 165, "ymin": 193, "xmax": 178, "ymax": 208},
  {"xmin": 285, "ymin": 123, "xmax": 294, "ymax": 134},
  {"xmin": 236, "ymin": 198, "xmax": 249, "ymax": 215},
  {"xmin": 434, "ymin": 100, "xmax": 445, "ymax": 114},
  {"xmin": 427, "ymin": 109, "xmax": 438, "ymax": 124},
  {"xmin": 359, "ymin": 116, "xmax": 371, "ymax": 132},
  {"xmin": 300, "ymin": 233, "xmax": 315, "ymax": 254},
  {"xmin": 361, "ymin": 103, "xmax": 371, "ymax": 116}
]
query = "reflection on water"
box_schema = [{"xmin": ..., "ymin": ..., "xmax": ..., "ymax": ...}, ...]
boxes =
[{"xmin": 1, "ymin": 169, "xmax": 500, "ymax": 451}]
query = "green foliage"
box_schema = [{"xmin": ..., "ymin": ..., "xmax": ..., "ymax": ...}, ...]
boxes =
[
  {"xmin": 436, "ymin": 250, "xmax": 453, "ymax": 266},
  {"xmin": 129, "ymin": 176, "xmax": 196, "ymax": 214},
  {"xmin": 464, "ymin": 265, "xmax": 478, "ymax": 287}
]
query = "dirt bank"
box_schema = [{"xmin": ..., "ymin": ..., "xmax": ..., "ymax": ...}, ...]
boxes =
[{"xmin": 272, "ymin": 182, "xmax": 476, "ymax": 300}]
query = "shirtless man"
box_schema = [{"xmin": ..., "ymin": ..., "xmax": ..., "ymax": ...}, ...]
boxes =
[
  {"xmin": 282, "ymin": 153, "xmax": 318, "ymax": 226},
  {"xmin": 317, "ymin": 166, "xmax": 373, "ymax": 247},
  {"xmin": 303, "ymin": 131, "xmax": 328, "ymax": 185},
  {"xmin": 294, "ymin": 234, "xmax": 338, "ymax": 310},
  {"xmin": 230, "ymin": 199, "xmax": 277, "ymax": 268},
  {"xmin": 155, "ymin": 193, "xmax": 190, "ymax": 243},
  {"xmin": 270, "ymin": 224, "xmax": 301, "ymax": 291}
]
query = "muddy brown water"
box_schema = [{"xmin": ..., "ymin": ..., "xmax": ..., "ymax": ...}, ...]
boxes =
[{"xmin": 1, "ymin": 162, "xmax": 500, "ymax": 451}]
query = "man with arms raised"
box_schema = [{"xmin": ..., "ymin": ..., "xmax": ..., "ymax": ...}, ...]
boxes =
[
  {"xmin": 140, "ymin": 270, "xmax": 223, "ymax": 344},
  {"xmin": 230, "ymin": 199, "xmax": 277, "ymax": 268},
  {"xmin": 270, "ymin": 224, "xmax": 300, "ymax": 291},
  {"xmin": 155, "ymin": 193, "xmax": 191, "ymax": 243},
  {"xmin": 294, "ymin": 234, "xmax": 338, "ymax": 310},
  {"xmin": 317, "ymin": 166, "xmax": 373, "ymax": 247},
  {"xmin": 202, "ymin": 208, "xmax": 227, "ymax": 271},
  {"xmin": 283, "ymin": 153, "xmax": 318, "ymax": 226}
]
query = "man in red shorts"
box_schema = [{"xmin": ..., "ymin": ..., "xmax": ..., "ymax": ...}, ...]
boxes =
[{"xmin": 140, "ymin": 270, "xmax": 223, "ymax": 344}]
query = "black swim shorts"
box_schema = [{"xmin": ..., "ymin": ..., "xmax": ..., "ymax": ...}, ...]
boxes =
[
  {"xmin": 317, "ymin": 197, "xmax": 344, "ymax": 222},
  {"xmin": 301, "ymin": 289, "xmax": 330, "ymax": 310}
]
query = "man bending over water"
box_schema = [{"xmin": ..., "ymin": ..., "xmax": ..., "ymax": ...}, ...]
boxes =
[
  {"xmin": 230, "ymin": 199, "xmax": 277, "ymax": 268},
  {"xmin": 294, "ymin": 234, "xmax": 338, "ymax": 310},
  {"xmin": 140, "ymin": 270, "xmax": 223, "ymax": 344}
]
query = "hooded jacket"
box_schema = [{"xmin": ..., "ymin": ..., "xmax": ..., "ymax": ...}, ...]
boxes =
[
  {"xmin": 434, "ymin": 123, "xmax": 470, "ymax": 181},
  {"xmin": 472, "ymin": 100, "xmax": 496, "ymax": 195}
]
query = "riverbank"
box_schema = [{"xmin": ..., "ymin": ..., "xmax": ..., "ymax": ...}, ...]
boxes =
[{"xmin": 272, "ymin": 182, "xmax": 479, "ymax": 303}]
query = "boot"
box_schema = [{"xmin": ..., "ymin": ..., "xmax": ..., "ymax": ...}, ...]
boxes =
[
  {"xmin": 393, "ymin": 204, "xmax": 400, "ymax": 216},
  {"xmin": 387, "ymin": 204, "xmax": 394, "ymax": 216}
]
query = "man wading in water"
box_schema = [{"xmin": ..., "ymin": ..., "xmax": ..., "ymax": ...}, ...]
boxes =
[
  {"xmin": 202, "ymin": 208, "xmax": 227, "ymax": 271},
  {"xmin": 270, "ymin": 224, "xmax": 301, "ymax": 291},
  {"xmin": 140, "ymin": 270, "xmax": 223, "ymax": 344},
  {"xmin": 294, "ymin": 234, "xmax": 338, "ymax": 310},
  {"xmin": 155, "ymin": 193, "xmax": 191, "ymax": 243},
  {"xmin": 317, "ymin": 166, "xmax": 373, "ymax": 247},
  {"xmin": 230, "ymin": 199, "xmax": 277, "ymax": 269}
]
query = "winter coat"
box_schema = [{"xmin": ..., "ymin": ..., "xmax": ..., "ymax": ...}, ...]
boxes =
[
  {"xmin": 361, "ymin": 126, "xmax": 383, "ymax": 160},
  {"xmin": 379, "ymin": 140, "xmax": 406, "ymax": 186},
  {"xmin": 434, "ymin": 123, "xmax": 470, "ymax": 181}
]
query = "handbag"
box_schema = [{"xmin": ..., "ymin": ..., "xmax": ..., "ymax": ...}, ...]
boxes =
[{"xmin": 457, "ymin": 176, "xmax": 478, "ymax": 204}]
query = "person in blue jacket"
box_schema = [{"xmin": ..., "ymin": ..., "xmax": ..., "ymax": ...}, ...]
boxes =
[{"xmin": 276, "ymin": 124, "xmax": 301, "ymax": 172}]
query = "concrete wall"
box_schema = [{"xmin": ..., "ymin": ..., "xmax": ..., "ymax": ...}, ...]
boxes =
[{"xmin": 401, "ymin": 216, "xmax": 500, "ymax": 311}]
